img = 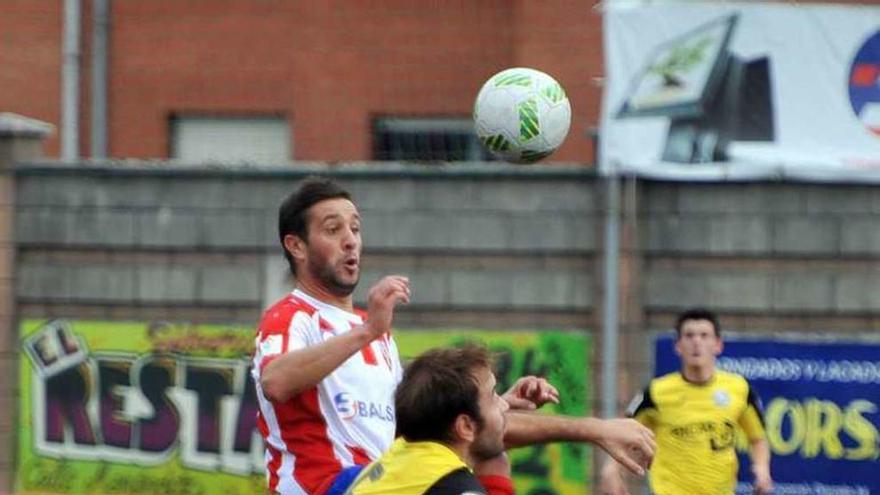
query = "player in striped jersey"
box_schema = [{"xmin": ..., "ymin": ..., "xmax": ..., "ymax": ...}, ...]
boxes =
[
  {"xmin": 254, "ymin": 178, "xmax": 656, "ymax": 495},
  {"xmin": 253, "ymin": 178, "xmax": 408, "ymax": 495}
]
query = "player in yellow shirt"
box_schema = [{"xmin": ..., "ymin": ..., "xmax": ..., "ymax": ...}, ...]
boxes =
[
  {"xmin": 599, "ymin": 309, "xmax": 773, "ymax": 495},
  {"xmin": 345, "ymin": 344, "xmax": 515, "ymax": 495}
]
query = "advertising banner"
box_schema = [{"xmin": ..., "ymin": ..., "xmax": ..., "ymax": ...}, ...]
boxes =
[
  {"xmin": 17, "ymin": 320, "xmax": 591, "ymax": 495},
  {"xmin": 655, "ymin": 334, "xmax": 880, "ymax": 495},
  {"xmin": 602, "ymin": 3, "xmax": 880, "ymax": 181}
]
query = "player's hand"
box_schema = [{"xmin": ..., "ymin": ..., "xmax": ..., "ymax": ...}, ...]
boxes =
[
  {"xmin": 593, "ymin": 418, "xmax": 655, "ymax": 477},
  {"xmin": 752, "ymin": 467, "xmax": 773, "ymax": 495},
  {"xmin": 598, "ymin": 461, "xmax": 630, "ymax": 495},
  {"xmin": 364, "ymin": 275, "xmax": 410, "ymax": 338},
  {"xmin": 501, "ymin": 376, "xmax": 559, "ymax": 410}
]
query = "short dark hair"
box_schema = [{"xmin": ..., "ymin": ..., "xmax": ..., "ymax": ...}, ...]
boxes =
[
  {"xmin": 675, "ymin": 308, "xmax": 721, "ymax": 338},
  {"xmin": 395, "ymin": 344, "xmax": 493, "ymax": 444},
  {"xmin": 277, "ymin": 177, "xmax": 353, "ymax": 275}
]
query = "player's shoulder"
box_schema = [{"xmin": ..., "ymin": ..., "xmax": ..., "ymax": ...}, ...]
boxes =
[
  {"xmin": 715, "ymin": 369, "xmax": 751, "ymax": 390},
  {"xmin": 650, "ymin": 371, "xmax": 685, "ymax": 391},
  {"xmin": 626, "ymin": 374, "xmax": 676, "ymax": 415},
  {"xmin": 424, "ymin": 467, "xmax": 486, "ymax": 495},
  {"xmin": 257, "ymin": 294, "xmax": 317, "ymax": 334}
]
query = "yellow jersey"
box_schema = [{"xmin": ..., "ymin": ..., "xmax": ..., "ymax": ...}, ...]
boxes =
[
  {"xmin": 627, "ymin": 370, "xmax": 766, "ymax": 495},
  {"xmin": 346, "ymin": 438, "xmax": 485, "ymax": 495}
]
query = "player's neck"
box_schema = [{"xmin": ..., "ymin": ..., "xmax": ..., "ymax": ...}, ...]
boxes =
[
  {"xmin": 295, "ymin": 279, "xmax": 354, "ymax": 313},
  {"xmin": 448, "ymin": 441, "xmax": 473, "ymax": 468},
  {"xmin": 681, "ymin": 364, "xmax": 716, "ymax": 385}
]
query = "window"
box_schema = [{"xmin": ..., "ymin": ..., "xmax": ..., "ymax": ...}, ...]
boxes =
[
  {"xmin": 170, "ymin": 115, "xmax": 291, "ymax": 163},
  {"xmin": 372, "ymin": 117, "xmax": 492, "ymax": 161}
]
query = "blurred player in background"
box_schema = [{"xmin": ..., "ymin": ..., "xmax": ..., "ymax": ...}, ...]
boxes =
[
  {"xmin": 346, "ymin": 344, "xmax": 515, "ymax": 495},
  {"xmin": 599, "ymin": 308, "xmax": 773, "ymax": 495},
  {"xmin": 252, "ymin": 177, "xmax": 656, "ymax": 495}
]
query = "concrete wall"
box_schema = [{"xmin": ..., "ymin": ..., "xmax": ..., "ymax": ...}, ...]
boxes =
[
  {"xmin": 614, "ymin": 179, "xmax": 880, "ymax": 405},
  {"xmin": 8, "ymin": 160, "xmax": 880, "ymax": 490},
  {"xmin": 0, "ymin": 115, "xmax": 53, "ymax": 492},
  {"xmin": 15, "ymin": 162, "xmax": 880, "ymax": 393},
  {"xmin": 641, "ymin": 182, "xmax": 880, "ymax": 324},
  {"xmin": 14, "ymin": 163, "xmax": 600, "ymax": 330}
]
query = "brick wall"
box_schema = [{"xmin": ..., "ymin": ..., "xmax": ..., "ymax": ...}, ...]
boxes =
[
  {"xmin": 0, "ymin": 1, "xmax": 63, "ymax": 156},
  {"xmin": 5, "ymin": 1, "xmax": 879, "ymax": 164},
  {"xmin": 1, "ymin": 1, "xmax": 601, "ymax": 162}
]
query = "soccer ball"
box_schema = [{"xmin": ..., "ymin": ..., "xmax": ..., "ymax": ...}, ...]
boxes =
[{"xmin": 473, "ymin": 67, "xmax": 571, "ymax": 163}]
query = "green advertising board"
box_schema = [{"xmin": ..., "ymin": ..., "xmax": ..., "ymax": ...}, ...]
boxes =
[{"xmin": 18, "ymin": 320, "xmax": 591, "ymax": 495}]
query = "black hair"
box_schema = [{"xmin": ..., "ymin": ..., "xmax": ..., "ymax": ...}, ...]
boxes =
[
  {"xmin": 277, "ymin": 177, "xmax": 353, "ymax": 275},
  {"xmin": 675, "ymin": 308, "xmax": 721, "ymax": 338}
]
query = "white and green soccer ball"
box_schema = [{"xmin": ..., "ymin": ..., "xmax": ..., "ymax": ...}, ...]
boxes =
[{"xmin": 473, "ymin": 67, "xmax": 571, "ymax": 163}]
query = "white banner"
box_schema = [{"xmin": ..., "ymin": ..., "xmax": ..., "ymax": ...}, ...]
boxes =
[{"xmin": 601, "ymin": 2, "xmax": 880, "ymax": 181}]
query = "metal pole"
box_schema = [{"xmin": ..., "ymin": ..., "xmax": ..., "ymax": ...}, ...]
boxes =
[
  {"xmin": 61, "ymin": 0, "xmax": 81, "ymax": 161},
  {"xmin": 601, "ymin": 170, "xmax": 621, "ymax": 419},
  {"xmin": 91, "ymin": 0, "xmax": 109, "ymax": 159}
]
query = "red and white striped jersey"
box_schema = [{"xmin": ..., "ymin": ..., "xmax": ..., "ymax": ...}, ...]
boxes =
[{"xmin": 252, "ymin": 289, "xmax": 402, "ymax": 495}]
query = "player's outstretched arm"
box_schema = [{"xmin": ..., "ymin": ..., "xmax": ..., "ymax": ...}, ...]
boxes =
[
  {"xmin": 750, "ymin": 438, "xmax": 773, "ymax": 495},
  {"xmin": 502, "ymin": 414, "xmax": 655, "ymax": 476},
  {"xmin": 260, "ymin": 276, "xmax": 409, "ymax": 403}
]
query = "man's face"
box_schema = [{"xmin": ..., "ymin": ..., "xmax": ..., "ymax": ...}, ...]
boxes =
[
  {"xmin": 675, "ymin": 318, "xmax": 722, "ymax": 369},
  {"xmin": 301, "ymin": 198, "xmax": 362, "ymax": 296},
  {"xmin": 469, "ymin": 367, "xmax": 509, "ymax": 460}
]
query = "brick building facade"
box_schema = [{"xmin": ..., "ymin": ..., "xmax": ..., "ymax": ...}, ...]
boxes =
[{"xmin": 1, "ymin": 1, "xmax": 602, "ymax": 162}]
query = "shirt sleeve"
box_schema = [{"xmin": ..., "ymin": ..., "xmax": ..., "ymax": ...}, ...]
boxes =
[
  {"xmin": 423, "ymin": 468, "xmax": 493, "ymax": 495},
  {"xmin": 738, "ymin": 379, "xmax": 767, "ymax": 441},
  {"xmin": 254, "ymin": 309, "xmax": 315, "ymax": 372},
  {"xmin": 625, "ymin": 384, "xmax": 658, "ymax": 428}
]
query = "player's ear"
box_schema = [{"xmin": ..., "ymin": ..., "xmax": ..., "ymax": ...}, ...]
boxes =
[
  {"xmin": 452, "ymin": 413, "xmax": 477, "ymax": 443},
  {"xmin": 283, "ymin": 234, "xmax": 307, "ymax": 262}
]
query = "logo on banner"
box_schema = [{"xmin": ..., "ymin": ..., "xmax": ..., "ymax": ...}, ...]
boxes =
[
  {"xmin": 849, "ymin": 30, "xmax": 880, "ymax": 136},
  {"xmin": 23, "ymin": 320, "xmax": 87, "ymax": 378}
]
